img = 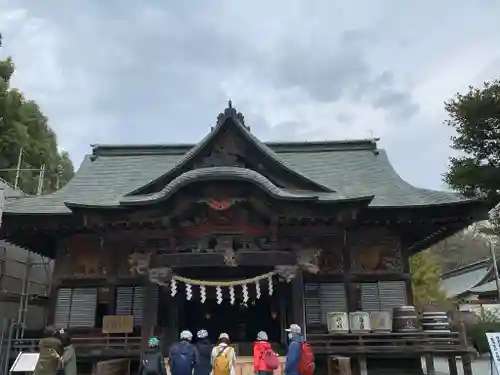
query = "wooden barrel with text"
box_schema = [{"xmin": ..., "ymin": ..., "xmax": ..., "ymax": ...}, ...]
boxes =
[
  {"xmin": 422, "ymin": 311, "xmax": 451, "ymax": 332},
  {"xmin": 327, "ymin": 312, "xmax": 349, "ymax": 334},
  {"xmin": 392, "ymin": 306, "xmax": 419, "ymax": 332}
]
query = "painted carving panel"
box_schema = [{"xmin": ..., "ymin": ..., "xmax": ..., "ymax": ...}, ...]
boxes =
[
  {"xmin": 56, "ymin": 234, "xmax": 107, "ymax": 278},
  {"xmin": 317, "ymin": 236, "xmax": 344, "ymax": 273},
  {"xmin": 349, "ymin": 227, "xmax": 403, "ymax": 272}
]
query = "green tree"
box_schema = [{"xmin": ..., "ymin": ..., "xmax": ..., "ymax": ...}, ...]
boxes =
[
  {"xmin": 444, "ymin": 79, "xmax": 500, "ymax": 208},
  {"xmin": 410, "ymin": 250, "xmax": 449, "ymax": 311},
  {"xmin": 0, "ymin": 33, "xmax": 74, "ymax": 194}
]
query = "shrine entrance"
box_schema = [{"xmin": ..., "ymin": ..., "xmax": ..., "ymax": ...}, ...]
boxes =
[
  {"xmin": 181, "ymin": 294, "xmax": 282, "ymax": 344},
  {"xmin": 168, "ymin": 267, "xmax": 290, "ymax": 355}
]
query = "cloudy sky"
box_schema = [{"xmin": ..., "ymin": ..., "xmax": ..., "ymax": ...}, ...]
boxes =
[{"xmin": 1, "ymin": 0, "xmax": 499, "ymax": 190}]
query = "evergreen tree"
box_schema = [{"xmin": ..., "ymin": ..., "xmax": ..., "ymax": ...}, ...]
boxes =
[
  {"xmin": 444, "ymin": 79, "xmax": 500, "ymax": 208},
  {"xmin": 0, "ymin": 33, "xmax": 74, "ymax": 194}
]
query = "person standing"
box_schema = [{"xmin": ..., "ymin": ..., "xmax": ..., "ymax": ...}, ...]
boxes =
[
  {"xmin": 139, "ymin": 337, "xmax": 167, "ymax": 375},
  {"xmin": 33, "ymin": 327, "xmax": 64, "ymax": 375},
  {"xmin": 194, "ymin": 329, "xmax": 213, "ymax": 375},
  {"xmin": 284, "ymin": 324, "xmax": 314, "ymax": 375},
  {"xmin": 211, "ymin": 333, "xmax": 236, "ymax": 375},
  {"xmin": 169, "ymin": 330, "xmax": 198, "ymax": 375},
  {"xmin": 253, "ymin": 331, "xmax": 278, "ymax": 375},
  {"xmin": 59, "ymin": 330, "xmax": 77, "ymax": 375}
]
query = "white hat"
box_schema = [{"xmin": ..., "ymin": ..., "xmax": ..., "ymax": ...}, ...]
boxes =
[
  {"xmin": 257, "ymin": 331, "xmax": 268, "ymax": 341},
  {"xmin": 285, "ymin": 324, "xmax": 301, "ymax": 334},
  {"xmin": 197, "ymin": 329, "xmax": 208, "ymax": 339},
  {"xmin": 219, "ymin": 332, "xmax": 230, "ymax": 340},
  {"xmin": 180, "ymin": 330, "xmax": 193, "ymax": 340}
]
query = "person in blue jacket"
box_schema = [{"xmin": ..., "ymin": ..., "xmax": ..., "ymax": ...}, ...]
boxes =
[
  {"xmin": 168, "ymin": 330, "xmax": 198, "ymax": 375},
  {"xmin": 284, "ymin": 324, "xmax": 304, "ymax": 375}
]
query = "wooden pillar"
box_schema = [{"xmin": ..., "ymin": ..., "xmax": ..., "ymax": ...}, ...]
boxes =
[
  {"xmin": 141, "ymin": 246, "xmax": 159, "ymax": 348},
  {"xmin": 104, "ymin": 235, "xmax": 117, "ymax": 315},
  {"xmin": 47, "ymin": 240, "xmax": 64, "ymax": 327},
  {"xmin": 342, "ymin": 228, "xmax": 356, "ymax": 311},
  {"xmin": 458, "ymin": 320, "xmax": 473, "ymax": 375},
  {"xmin": 291, "ymin": 272, "xmax": 305, "ymax": 336},
  {"xmin": 447, "ymin": 356, "xmax": 458, "ymax": 375},
  {"xmin": 424, "ymin": 354, "xmax": 435, "ymax": 375},
  {"xmin": 142, "ymin": 281, "xmax": 159, "ymax": 347},
  {"xmin": 401, "ymin": 241, "xmax": 414, "ymax": 304},
  {"xmin": 461, "ymin": 355, "xmax": 473, "ymax": 375}
]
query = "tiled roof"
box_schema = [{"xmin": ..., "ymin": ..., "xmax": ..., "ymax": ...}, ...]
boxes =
[
  {"xmin": 440, "ymin": 258, "xmax": 500, "ymax": 297},
  {"xmin": 2, "ymin": 139, "xmax": 475, "ymax": 214},
  {"xmin": 440, "ymin": 265, "xmax": 490, "ymax": 298},
  {"xmin": 2, "ymin": 105, "xmax": 477, "ymax": 215}
]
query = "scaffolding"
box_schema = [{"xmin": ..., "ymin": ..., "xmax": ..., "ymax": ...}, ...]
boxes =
[{"xmin": 0, "ymin": 149, "xmax": 54, "ymax": 372}]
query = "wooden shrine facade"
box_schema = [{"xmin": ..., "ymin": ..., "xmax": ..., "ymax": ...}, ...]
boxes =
[{"xmin": 0, "ymin": 103, "xmax": 487, "ymax": 373}]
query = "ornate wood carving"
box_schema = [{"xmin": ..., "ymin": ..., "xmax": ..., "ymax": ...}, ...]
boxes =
[
  {"xmin": 349, "ymin": 226, "xmax": 403, "ymax": 272},
  {"xmin": 319, "ymin": 248, "xmax": 344, "ymax": 273},
  {"xmin": 56, "ymin": 234, "xmax": 107, "ymax": 278},
  {"xmin": 196, "ymin": 130, "xmax": 246, "ymax": 168}
]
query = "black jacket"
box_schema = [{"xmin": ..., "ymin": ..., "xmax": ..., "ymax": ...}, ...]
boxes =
[
  {"xmin": 194, "ymin": 339, "xmax": 213, "ymax": 375},
  {"xmin": 139, "ymin": 348, "xmax": 167, "ymax": 375}
]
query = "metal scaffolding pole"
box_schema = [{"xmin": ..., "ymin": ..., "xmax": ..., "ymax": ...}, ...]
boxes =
[{"xmin": 1, "ymin": 162, "xmax": 49, "ymax": 342}]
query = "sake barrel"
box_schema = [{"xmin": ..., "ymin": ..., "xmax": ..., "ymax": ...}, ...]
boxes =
[
  {"xmin": 370, "ymin": 311, "xmax": 392, "ymax": 333},
  {"xmin": 422, "ymin": 311, "xmax": 450, "ymax": 332},
  {"xmin": 326, "ymin": 312, "xmax": 349, "ymax": 334},
  {"xmin": 393, "ymin": 306, "xmax": 419, "ymax": 332},
  {"xmin": 349, "ymin": 311, "xmax": 371, "ymax": 333}
]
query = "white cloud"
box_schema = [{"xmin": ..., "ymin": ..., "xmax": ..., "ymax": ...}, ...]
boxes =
[{"xmin": 0, "ymin": 0, "xmax": 499, "ymax": 187}]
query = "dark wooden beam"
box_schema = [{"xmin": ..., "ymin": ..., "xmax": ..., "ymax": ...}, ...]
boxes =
[{"xmin": 155, "ymin": 251, "xmax": 297, "ymax": 268}]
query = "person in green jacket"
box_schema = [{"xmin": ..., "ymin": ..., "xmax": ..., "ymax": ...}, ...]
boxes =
[
  {"xmin": 59, "ymin": 330, "xmax": 77, "ymax": 375},
  {"xmin": 33, "ymin": 328, "xmax": 64, "ymax": 375}
]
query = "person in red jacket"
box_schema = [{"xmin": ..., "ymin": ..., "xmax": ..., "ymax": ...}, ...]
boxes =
[{"xmin": 253, "ymin": 331, "xmax": 274, "ymax": 375}]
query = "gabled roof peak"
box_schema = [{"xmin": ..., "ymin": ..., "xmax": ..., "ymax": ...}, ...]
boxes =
[{"xmin": 216, "ymin": 100, "xmax": 248, "ymax": 130}]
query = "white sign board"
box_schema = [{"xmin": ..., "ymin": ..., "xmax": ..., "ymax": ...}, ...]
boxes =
[
  {"xmin": 10, "ymin": 352, "xmax": 39, "ymax": 373},
  {"xmin": 486, "ymin": 332, "xmax": 500, "ymax": 375}
]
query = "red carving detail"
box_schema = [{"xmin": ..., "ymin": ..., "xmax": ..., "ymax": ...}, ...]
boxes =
[{"xmin": 207, "ymin": 198, "xmax": 233, "ymax": 211}]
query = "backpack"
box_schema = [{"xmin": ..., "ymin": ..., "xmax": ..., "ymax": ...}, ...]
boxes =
[
  {"xmin": 213, "ymin": 346, "xmax": 231, "ymax": 375},
  {"xmin": 262, "ymin": 348, "xmax": 280, "ymax": 370},
  {"xmin": 141, "ymin": 352, "xmax": 161, "ymax": 375},
  {"xmin": 297, "ymin": 343, "xmax": 315, "ymax": 375},
  {"xmin": 170, "ymin": 344, "xmax": 194, "ymax": 374}
]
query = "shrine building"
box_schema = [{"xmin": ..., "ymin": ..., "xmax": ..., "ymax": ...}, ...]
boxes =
[{"xmin": 0, "ymin": 103, "xmax": 486, "ymax": 373}]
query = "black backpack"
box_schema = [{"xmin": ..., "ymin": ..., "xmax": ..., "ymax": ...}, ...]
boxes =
[{"xmin": 141, "ymin": 352, "xmax": 162, "ymax": 375}]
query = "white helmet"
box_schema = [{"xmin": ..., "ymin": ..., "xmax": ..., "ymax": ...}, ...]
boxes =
[
  {"xmin": 197, "ymin": 329, "xmax": 208, "ymax": 339},
  {"xmin": 257, "ymin": 331, "xmax": 268, "ymax": 341},
  {"xmin": 180, "ymin": 330, "xmax": 193, "ymax": 341}
]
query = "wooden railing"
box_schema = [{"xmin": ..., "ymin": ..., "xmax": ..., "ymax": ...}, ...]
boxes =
[
  {"xmin": 4, "ymin": 335, "xmax": 142, "ymax": 358},
  {"xmin": 308, "ymin": 331, "xmax": 472, "ymax": 356}
]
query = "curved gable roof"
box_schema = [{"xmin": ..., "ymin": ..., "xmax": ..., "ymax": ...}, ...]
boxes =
[
  {"xmin": 125, "ymin": 105, "xmax": 332, "ymax": 196},
  {"xmin": 1, "ymin": 107, "xmax": 480, "ymax": 215}
]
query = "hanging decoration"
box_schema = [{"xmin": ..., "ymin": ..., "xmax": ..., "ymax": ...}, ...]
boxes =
[
  {"xmin": 200, "ymin": 285, "xmax": 207, "ymax": 304},
  {"xmin": 268, "ymin": 276, "xmax": 274, "ymax": 296},
  {"xmin": 185, "ymin": 284, "xmax": 193, "ymax": 300},
  {"xmin": 255, "ymin": 280, "xmax": 261, "ymax": 299},
  {"xmin": 167, "ymin": 269, "xmax": 277, "ymax": 304},
  {"xmin": 170, "ymin": 279, "xmax": 177, "ymax": 297},
  {"xmin": 216, "ymin": 286, "xmax": 223, "ymax": 304},
  {"xmin": 242, "ymin": 284, "xmax": 249, "ymax": 304},
  {"xmin": 229, "ymin": 286, "xmax": 235, "ymax": 305},
  {"xmin": 127, "ymin": 251, "xmax": 307, "ymax": 305}
]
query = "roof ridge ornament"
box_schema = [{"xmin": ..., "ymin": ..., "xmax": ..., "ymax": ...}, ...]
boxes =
[{"xmin": 216, "ymin": 100, "xmax": 246, "ymax": 127}]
